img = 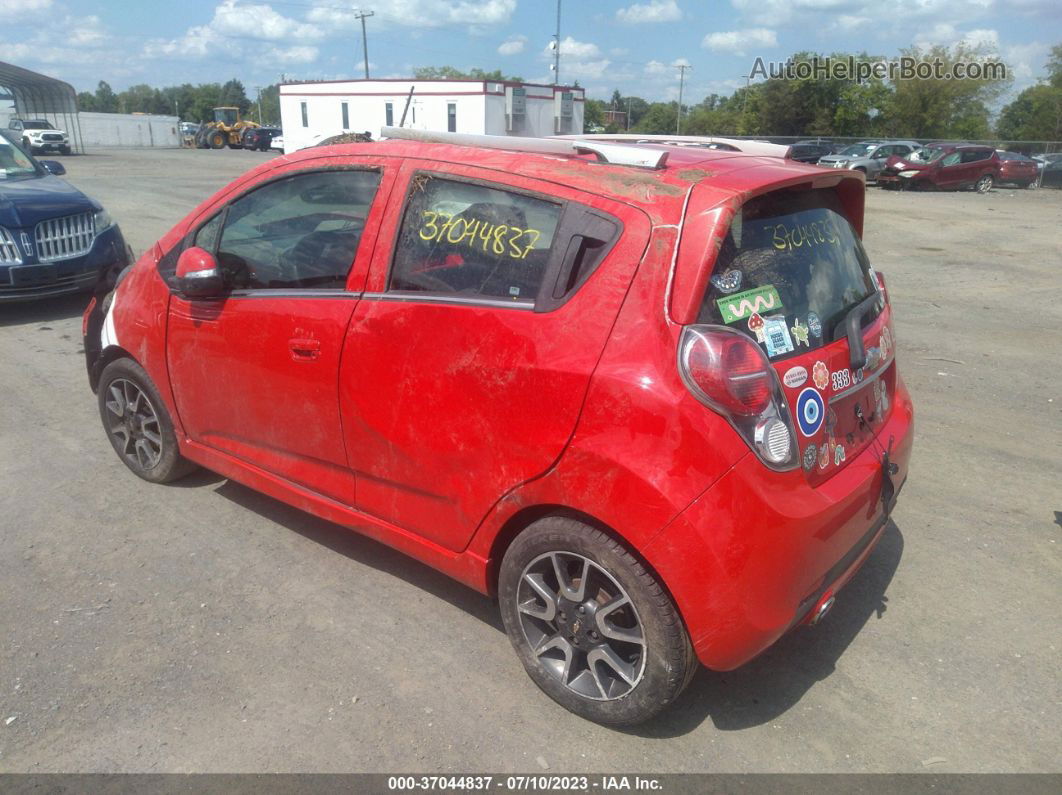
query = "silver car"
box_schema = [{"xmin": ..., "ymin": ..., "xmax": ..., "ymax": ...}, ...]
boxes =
[{"xmin": 818, "ymin": 140, "xmax": 921, "ymax": 182}]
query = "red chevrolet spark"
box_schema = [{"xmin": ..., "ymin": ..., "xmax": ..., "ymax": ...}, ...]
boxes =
[{"xmin": 83, "ymin": 130, "xmax": 913, "ymax": 725}]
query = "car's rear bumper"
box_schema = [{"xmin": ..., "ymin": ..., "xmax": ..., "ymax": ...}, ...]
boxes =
[
  {"xmin": 0, "ymin": 225, "xmax": 128, "ymax": 303},
  {"xmin": 646, "ymin": 374, "xmax": 915, "ymax": 670}
]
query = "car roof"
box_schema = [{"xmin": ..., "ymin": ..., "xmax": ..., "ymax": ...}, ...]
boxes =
[{"xmin": 275, "ymin": 138, "xmax": 841, "ymax": 224}]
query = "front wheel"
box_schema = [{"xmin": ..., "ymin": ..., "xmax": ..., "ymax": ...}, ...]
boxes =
[
  {"xmin": 975, "ymin": 174, "xmax": 994, "ymax": 193},
  {"xmin": 499, "ymin": 517, "xmax": 696, "ymax": 726},
  {"xmin": 208, "ymin": 130, "xmax": 227, "ymax": 149},
  {"xmin": 97, "ymin": 358, "xmax": 197, "ymax": 483}
]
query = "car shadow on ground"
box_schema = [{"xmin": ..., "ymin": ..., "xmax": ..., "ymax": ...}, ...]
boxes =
[
  {"xmin": 212, "ymin": 478, "xmax": 505, "ymax": 632},
  {"xmin": 0, "ymin": 293, "xmax": 91, "ymax": 327},
  {"xmin": 630, "ymin": 520, "xmax": 905, "ymax": 738},
  {"xmin": 210, "ymin": 475, "xmax": 903, "ymax": 737}
]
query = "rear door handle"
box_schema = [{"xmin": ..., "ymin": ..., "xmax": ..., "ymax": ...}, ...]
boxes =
[{"xmin": 289, "ymin": 337, "xmax": 321, "ymax": 361}]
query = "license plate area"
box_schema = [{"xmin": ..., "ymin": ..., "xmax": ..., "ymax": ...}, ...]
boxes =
[{"xmin": 11, "ymin": 264, "xmax": 57, "ymax": 286}]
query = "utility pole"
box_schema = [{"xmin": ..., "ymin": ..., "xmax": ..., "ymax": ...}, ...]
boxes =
[
  {"xmin": 354, "ymin": 10, "xmax": 374, "ymax": 79},
  {"xmin": 676, "ymin": 64, "xmax": 690, "ymax": 134},
  {"xmin": 551, "ymin": 0, "xmax": 561, "ymax": 85},
  {"xmin": 253, "ymin": 87, "xmax": 262, "ymax": 124},
  {"xmin": 740, "ymin": 74, "xmax": 751, "ymax": 132},
  {"xmin": 626, "ymin": 96, "xmax": 631, "ymax": 131}
]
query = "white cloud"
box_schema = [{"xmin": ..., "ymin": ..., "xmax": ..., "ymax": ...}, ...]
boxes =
[
  {"xmin": 645, "ymin": 60, "xmax": 668, "ymax": 76},
  {"xmin": 497, "ymin": 34, "xmax": 526, "ymax": 55},
  {"xmin": 958, "ymin": 28, "xmax": 999, "ymax": 49},
  {"xmin": 731, "ymin": 0, "xmax": 993, "ymax": 26},
  {"xmin": 830, "ymin": 14, "xmax": 872, "ymax": 32},
  {"xmin": 0, "ymin": 0, "xmax": 54, "ymax": 21},
  {"xmin": 265, "ymin": 45, "xmax": 319, "ymax": 63},
  {"xmin": 212, "ymin": 0, "xmax": 322, "ymax": 41},
  {"xmin": 616, "ymin": 0, "xmax": 683, "ymax": 24},
  {"xmin": 702, "ymin": 28, "xmax": 777, "ymax": 55},
  {"xmin": 545, "ymin": 36, "xmax": 603, "ymax": 60},
  {"xmin": 308, "ymin": 0, "xmax": 516, "ymax": 30}
]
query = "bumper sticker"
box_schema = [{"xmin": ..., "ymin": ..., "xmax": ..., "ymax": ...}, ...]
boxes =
[
  {"xmin": 763, "ymin": 315, "xmax": 794, "ymax": 358},
  {"xmin": 796, "ymin": 387, "xmax": 825, "ymax": 437},
  {"xmin": 807, "ymin": 311, "xmax": 822, "ymax": 338},
  {"xmin": 812, "ymin": 360, "xmax": 829, "ymax": 391},
  {"xmin": 791, "ymin": 319, "xmax": 810, "ymax": 347},
  {"xmin": 747, "ymin": 313, "xmax": 766, "ymax": 343},
  {"xmin": 717, "ymin": 285, "xmax": 783, "ymax": 324},
  {"xmin": 802, "ymin": 445, "xmax": 817, "ymax": 471},
  {"xmin": 783, "ymin": 365, "xmax": 808, "ymax": 388},
  {"xmin": 710, "ymin": 268, "xmax": 742, "ymax": 294}
]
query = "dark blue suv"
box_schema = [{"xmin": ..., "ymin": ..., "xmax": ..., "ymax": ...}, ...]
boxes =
[{"xmin": 0, "ymin": 131, "xmax": 130, "ymax": 302}]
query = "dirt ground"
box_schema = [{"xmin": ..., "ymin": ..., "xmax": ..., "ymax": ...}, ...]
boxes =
[{"xmin": 0, "ymin": 148, "xmax": 1059, "ymax": 773}]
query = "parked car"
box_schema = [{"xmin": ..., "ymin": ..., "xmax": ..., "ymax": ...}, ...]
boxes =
[
  {"xmin": 788, "ymin": 141, "xmax": 837, "ymax": 163},
  {"xmin": 8, "ymin": 118, "xmax": 71, "ymax": 155},
  {"xmin": 878, "ymin": 144, "xmax": 1001, "ymax": 192},
  {"xmin": 995, "ymin": 151, "xmax": 1038, "ymax": 188},
  {"xmin": 242, "ymin": 126, "xmax": 282, "ymax": 151},
  {"xmin": 82, "ymin": 130, "xmax": 913, "ymax": 726},
  {"xmin": 1040, "ymin": 159, "xmax": 1062, "ymax": 188},
  {"xmin": 818, "ymin": 141, "xmax": 921, "ymax": 181},
  {"xmin": 1031, "ymin": 152, "xmax": 1062, "ymax": 174},
  {"xmin": 269, "ymin": 133, "xmax": 284, "ymax": 152},
  {"xmin": 0, "ymin": 131, "xmax": 130, "ymax": 302}
]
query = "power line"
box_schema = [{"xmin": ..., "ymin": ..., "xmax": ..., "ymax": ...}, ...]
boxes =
[
  {"xmin": 353, "ymin": 9, "xmax": 374, "ymax": 79},
  {"xmin": 676, "ymin": 63, "xmax": 690, "ymax": 134}
]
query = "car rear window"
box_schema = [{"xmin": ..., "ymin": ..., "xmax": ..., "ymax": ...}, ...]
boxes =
[
  {"xmin": 390, "ymin": 174, "xmax": 562, "ymax": 302},
  {"xmin": 696, "ymin": 188, "xmax": 880, "ymax": 361}
]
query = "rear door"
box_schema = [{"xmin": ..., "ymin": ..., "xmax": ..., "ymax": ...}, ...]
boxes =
[
  {"xmin": 695, "ymin": 187, "xmax": 895, "ymax": 484},
  {"xmin": 339, "ymin": 160, "xmax": 652, "ymax": 552}
]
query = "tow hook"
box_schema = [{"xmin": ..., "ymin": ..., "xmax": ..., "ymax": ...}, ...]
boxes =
[{"xmin": 808, "ymin": 594, "xmax": 836, "ymax": 626}]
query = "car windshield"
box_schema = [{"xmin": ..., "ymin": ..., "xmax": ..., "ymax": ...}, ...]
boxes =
[
  {"xmin": 913, "ymin": 147, "xmax": 946, "ymax": 163},
  {"xmin": 0, "ymin": 139, "xmax": 39, "ymax": 179},
  {"xmin": 697, "ymin": 188, "xmax": 879, "ymax": 361},
  {"xmin": 838, "ymin": 144, "xmax": 875, "ymax": 157},
  {"xmin": 23, "ymin": 121, "xmax": 52, "ymax": 130}
]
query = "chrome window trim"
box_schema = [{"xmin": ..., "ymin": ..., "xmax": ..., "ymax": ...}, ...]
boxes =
[
  {"xmin": 361, "ymin": 291, "xmax": 536, "ymax": 311},
  {"xmin": 224, "ymin": 289, "xmax": 363, "ymax": 299},
  {"xmin": 828, "ymin": 354, "xmax": 894, "ymax": 403}
]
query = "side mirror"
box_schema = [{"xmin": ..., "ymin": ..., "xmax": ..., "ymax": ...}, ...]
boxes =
[
  {"xmin": 175, "ymin": 246, "xmax": 224, "ymax": 297},
  {"xmin": 39, "ymin": 160, "xmax": 66, "ymax": 175}
]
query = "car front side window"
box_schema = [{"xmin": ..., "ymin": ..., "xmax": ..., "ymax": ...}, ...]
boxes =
[{"xmin": 212, "ymin": 169, "xmax": 382, "ymax": 290}]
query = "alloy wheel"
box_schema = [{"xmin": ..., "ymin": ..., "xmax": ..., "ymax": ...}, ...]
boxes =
[
  {"xmin": 516, "ymin": 551, "xmax": 646, "ymax": 701},
  {"xmin": 104, "ymin": 378, "xmax": 164, "ymax": 471},
  {"xmin": 976, "ymin": 175, "xmax": 993, "ymax": 193}
]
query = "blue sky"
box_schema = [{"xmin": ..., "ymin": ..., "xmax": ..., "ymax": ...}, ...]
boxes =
[{"xmin": 1, "ymin": 0, "xmax": 1058, "ymax": 103}]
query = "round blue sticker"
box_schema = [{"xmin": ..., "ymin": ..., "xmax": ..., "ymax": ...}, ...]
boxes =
[{"xmin": 796, "ymin": 387, "xmax": 825, "ymax": 437}]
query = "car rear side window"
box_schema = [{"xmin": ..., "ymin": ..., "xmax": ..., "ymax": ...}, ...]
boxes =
[
  {"xmin": 214, "ymin": 169, "xmax": 381, "ymax": 290},
  {"xmin": 697, "ymin": 189, "xmax": 879, "ymax": 360},
  {"xmin": 389, "ymin": 175, "xmax": 562, "ymax": 302}
]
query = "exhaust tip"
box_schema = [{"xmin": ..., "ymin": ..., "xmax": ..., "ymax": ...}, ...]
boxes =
[{"xmin": 809, "ymin": 595, "xmax": 836, "ymax": 626}]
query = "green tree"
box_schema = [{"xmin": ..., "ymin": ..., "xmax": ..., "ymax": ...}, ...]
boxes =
[
  {"xmin": 889, "ymin": 43, "xmax": 1009, "ymax": 138},
  {"xmin": 94, "ymin": 81, "xmax": 117, "ymax": 113},
  {"xmin": 412, "ymin": 66, "xmax": 523, "ymax": 81},
  {"xmin": 77, "ymin": 91, "xmax": 97, "ymax": 112},
  {"xmin": 633, "ymin": 101, "xmax": 679, "ymax": 134},
  {"xmin": 217, "ymin": 79, "xmax": 250, "ymax": 114}
]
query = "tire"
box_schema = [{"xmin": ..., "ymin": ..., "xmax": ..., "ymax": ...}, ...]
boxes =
[
  {"xmin": 208, "ymin": 130, "xmax": 227, "ymax": 149},
  {"xmin": 499, "ymin": 516, "xmax": 696, "ymax": 726},
  {"xmin": 97, "ymin": 358, "xmax": 197, "ymax": 484},
  {"xmin": 975, "ymin": 174, "xmax": 994, "ymax": 194}
]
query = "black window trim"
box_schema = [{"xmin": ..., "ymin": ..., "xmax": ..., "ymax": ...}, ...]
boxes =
[
  {"xmin": 382, "ymin": 168, "xmax": 622, "ymax": 314},
  {"xmin": 163, "ymin": 164, "xmax": 384, "ymax": 296}
]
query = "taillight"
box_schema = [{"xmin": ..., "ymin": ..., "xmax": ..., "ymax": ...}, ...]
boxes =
[
  {"xmin": 679, "ymin": 326, "xmax": 798, "ymax": 469},
  {"xmin": 875, "ymin": 270, "xmax": 889, "ymax": 304},
  {"xmin": 682, "ymin": 329, "xmax": 771, "ymax": 415}
]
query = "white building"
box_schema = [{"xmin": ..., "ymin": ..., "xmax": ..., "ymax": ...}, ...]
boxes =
[{"xmin": 278, "ymin": 79, "xmax": 585, "ymax": 153}]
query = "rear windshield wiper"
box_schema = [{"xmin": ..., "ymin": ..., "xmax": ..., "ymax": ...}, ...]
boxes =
[{"xmin": 836, "ymin": 292, "xmax": 881, "ymax": 371}]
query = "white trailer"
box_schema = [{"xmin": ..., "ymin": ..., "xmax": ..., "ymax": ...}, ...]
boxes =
[{"xmin": 278, "ymin": 79, "xmax": 585, "ymax": 154}]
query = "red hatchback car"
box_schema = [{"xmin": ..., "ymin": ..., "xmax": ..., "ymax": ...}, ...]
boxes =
[
  {"xmin": 996, "ymin": 151, "xmax": 1039, "ymax": 188},
  {"xmin": 878, "ymin": 143, "xmax": 1000, "ymax": 192},
  {"xmin": 83, "ymin": 130, "xmax": 913, "ymax": 725}
]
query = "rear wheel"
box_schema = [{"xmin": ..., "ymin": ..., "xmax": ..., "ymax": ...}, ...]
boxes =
[
  {"xmin": 499, "ymin": 516, "xmax": 696, "ymax": 726},
  {"xmin": 975, "ymin": 174, "xmax": 994, "ymax": 193},
  {"xmin": 97, "ymin": 358, "xmax": 196, "ymax": 484}
]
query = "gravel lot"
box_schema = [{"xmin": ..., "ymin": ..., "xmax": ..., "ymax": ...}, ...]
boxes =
[{"xmin": 1, "ymin": 148, "xmax": 1059, "ymax": 773}]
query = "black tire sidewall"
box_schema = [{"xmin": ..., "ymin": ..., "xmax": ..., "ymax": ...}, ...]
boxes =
[
  {"xmin": 97, "ymin": 358, "xmax": 192, "ymax": 484},
  {"xmin": 499, "ymin": 517, "xmax": 693, "ymax": 726}
]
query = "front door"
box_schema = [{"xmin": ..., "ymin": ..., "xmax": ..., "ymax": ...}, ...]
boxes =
[
  {"xmin": 167, "ymin": 163, "xmax": 394, "ymax": 503},
  {"xmin": 339, "ymin": 161, "xmax": 651, "ymax": 551}
]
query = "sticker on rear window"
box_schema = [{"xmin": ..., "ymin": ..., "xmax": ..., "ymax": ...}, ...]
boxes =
[
  {"xmin": 716, "ymin": 285, "xmax": 783, "ymax": 324},
  {"xmin": 762, "ymin": 315, "xmax": 794, "ymax": 358}
]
